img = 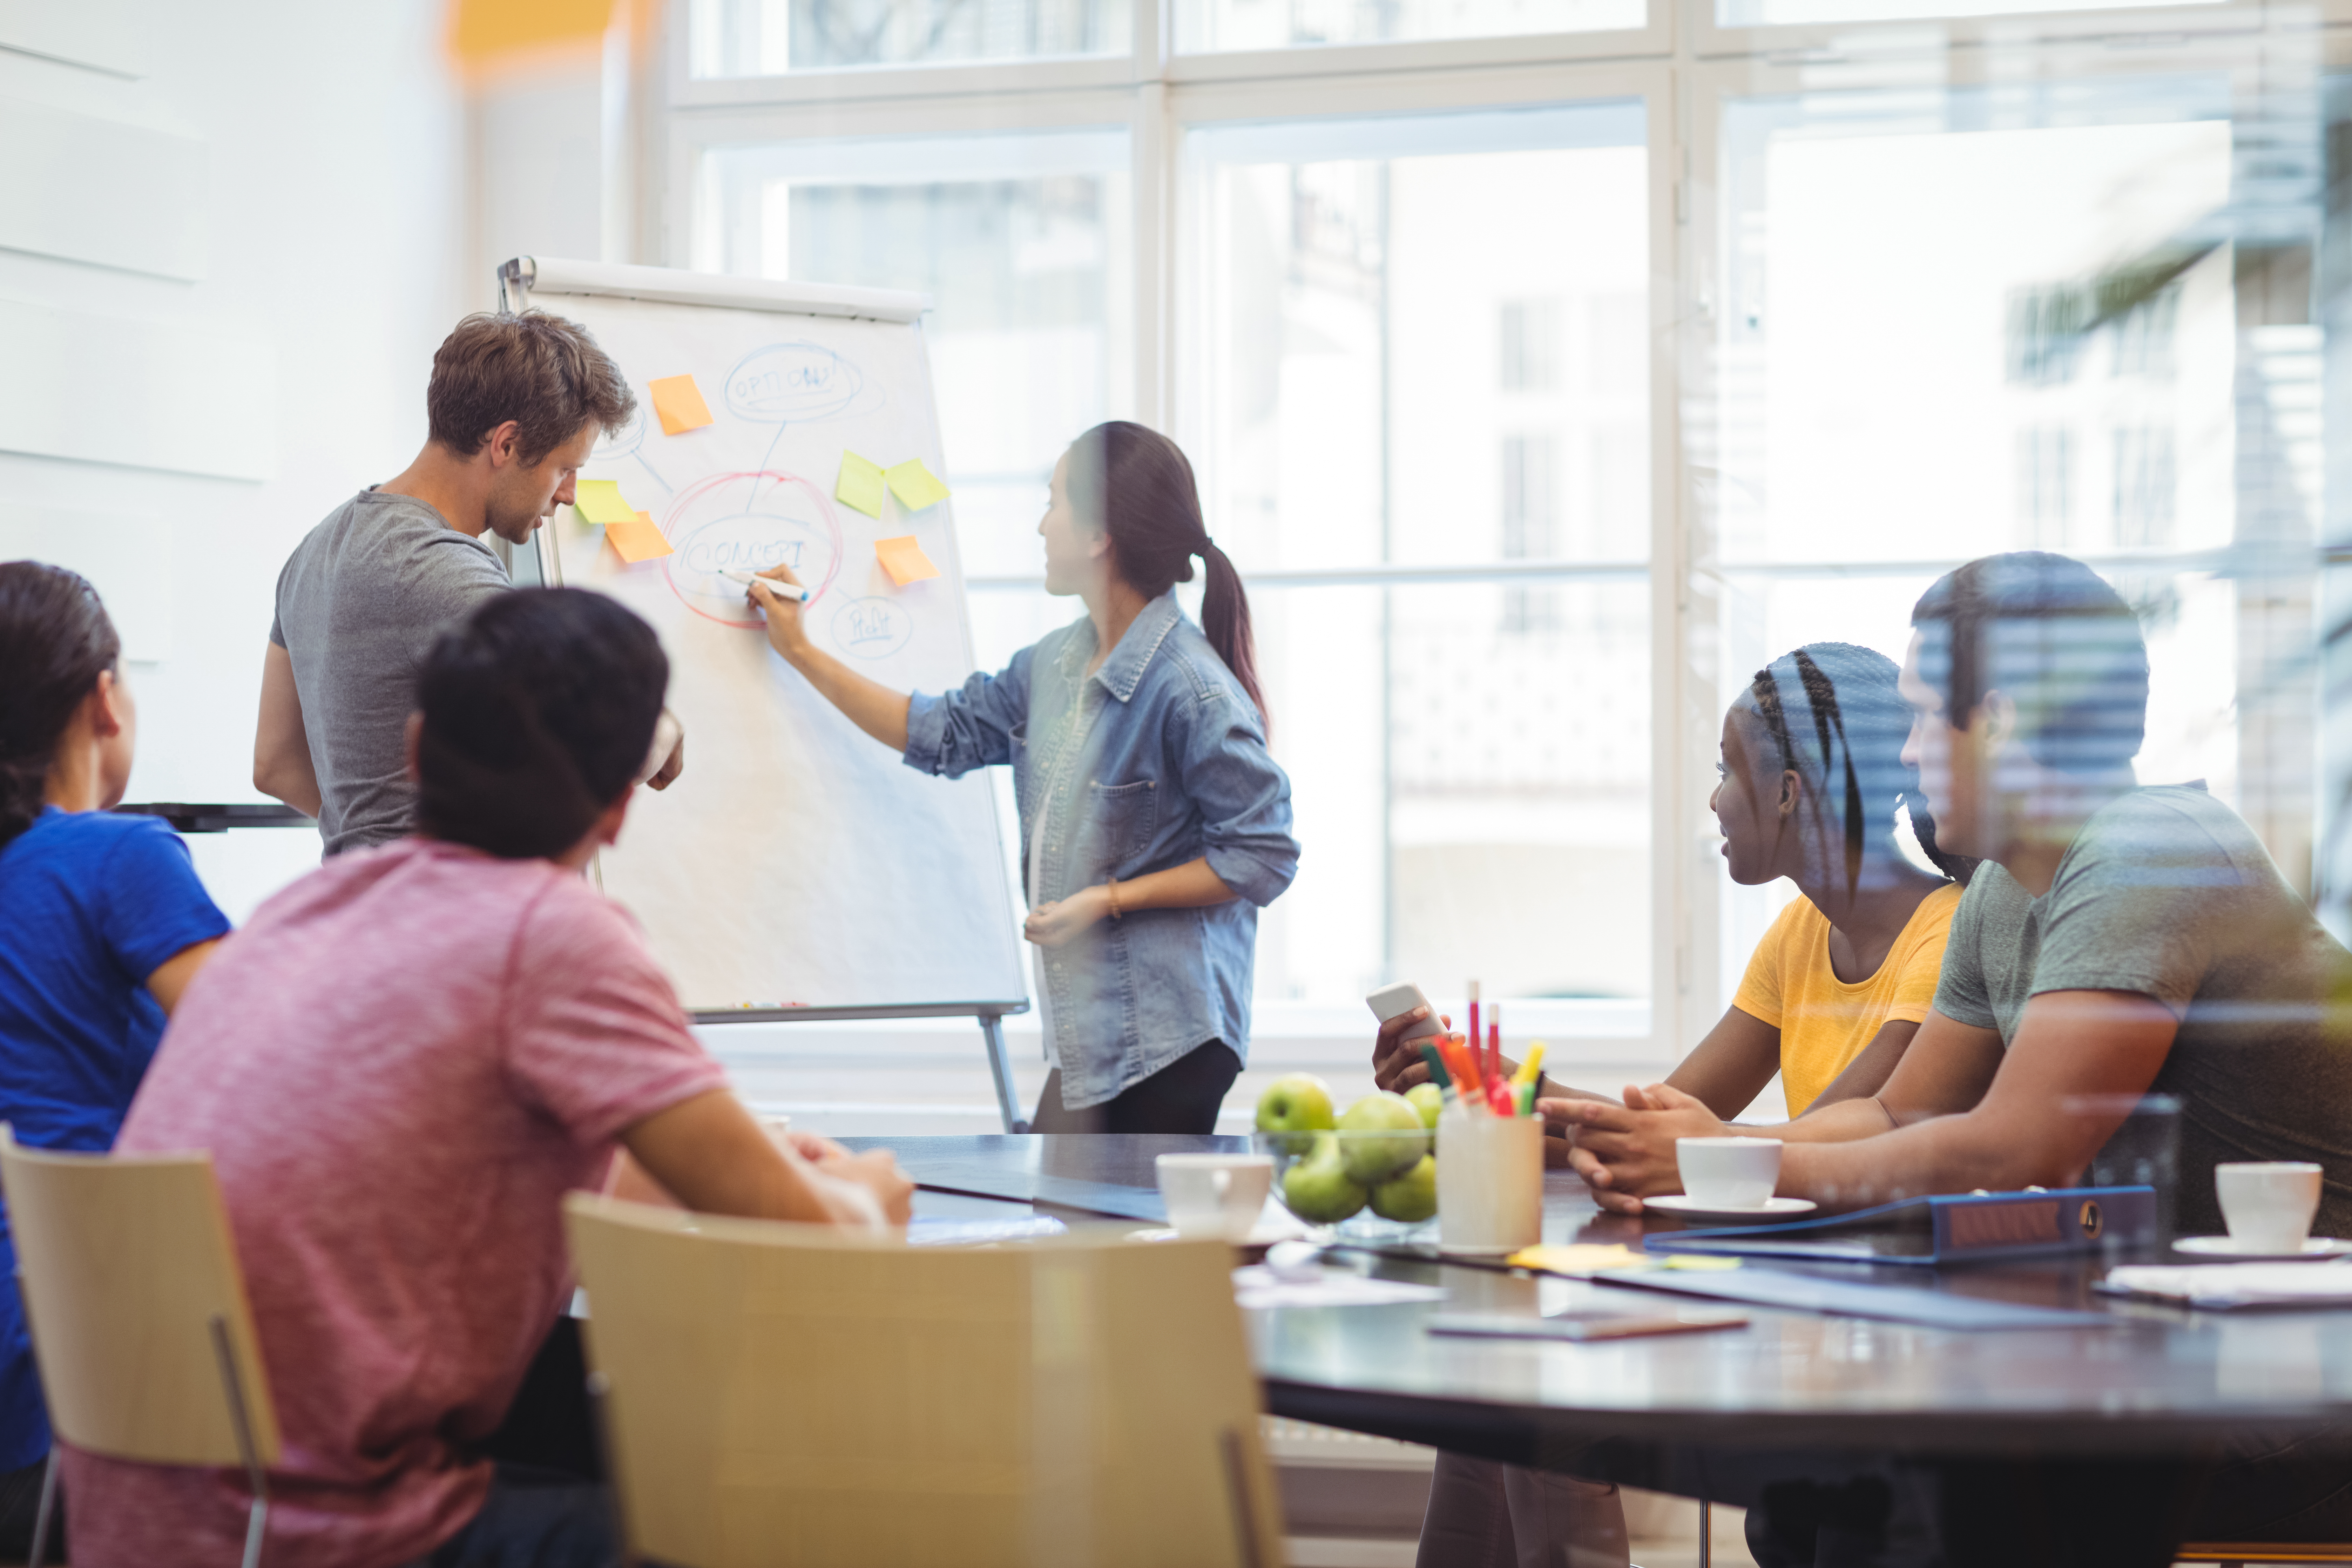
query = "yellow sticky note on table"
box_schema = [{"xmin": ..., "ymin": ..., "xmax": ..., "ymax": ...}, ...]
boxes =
[
  {"xmin": 1503, "ymin": 1243, "xmax": 1646, "ymax": 1277},
  {"xmin": 884, "ymin": 458, "xmax": 951, "ymax": 511},
  {"xmin": 836, "ymin": 451, "xmax": 886, "ymax": 519},
  {"xmin": 606, "ymin": 512, "xmax": 672, "ymax": 564},
  {"xmin": 647, "ymin": 374, "xmax": 714, "ymax": 435},
  {"xmin": 573, "ymin": 479, "xmax": 636, "ymax": 525},
  {"xmin": 875, "ymin": 535, "xmax": 941, "ymax": 587}
]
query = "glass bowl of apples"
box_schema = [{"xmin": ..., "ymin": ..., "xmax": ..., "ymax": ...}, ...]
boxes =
[{"xmin": 1253, "ymin": 1074, "xmax": 1442, "ymax": 1242}]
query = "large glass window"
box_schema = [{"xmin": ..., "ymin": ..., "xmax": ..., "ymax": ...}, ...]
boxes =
[
  {"xmin": 690, "ymin": 0, "xmax": 1130, "ymax": 75},
  {"xmin": 1175, "ymin": 0, "xmax": 1642, "ymax": 53},
  {"xmin": 1705, "ymin": 65, "xmax": 2323, "ymax": 987},
  {"xmin": 1182, "ymin": 102, "xmax": 1654, "ymax": 1013}
]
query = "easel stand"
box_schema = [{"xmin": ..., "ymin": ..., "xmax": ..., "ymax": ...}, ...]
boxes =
[{"xmin": 694, "ymin": 1002, "xmax": 1034, "ymax": 1133}]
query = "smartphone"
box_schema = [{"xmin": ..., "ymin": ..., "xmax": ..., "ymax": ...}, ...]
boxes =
[
  {"xmin": 1425, "ymin": 1309, "xmax": 1750, "ymax": 1343},
  {"xmin": 1366, "ymin": 981, "xmax": 1444, "ymax": 1044}
]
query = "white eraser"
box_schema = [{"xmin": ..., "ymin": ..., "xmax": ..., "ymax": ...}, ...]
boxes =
[{"xmin": 725, "ymin": 568, "xmax": 808, "ymax": 601}]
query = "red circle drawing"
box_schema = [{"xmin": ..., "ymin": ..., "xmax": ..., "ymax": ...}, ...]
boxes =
[{"xmin": 660, "ymin": 470, "xmax": 845, "ymax": 628}]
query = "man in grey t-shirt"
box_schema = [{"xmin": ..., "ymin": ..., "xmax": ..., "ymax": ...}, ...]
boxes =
[{"xmin": 256, "ymin": 311, "xmax": 680, "ymax": 855}]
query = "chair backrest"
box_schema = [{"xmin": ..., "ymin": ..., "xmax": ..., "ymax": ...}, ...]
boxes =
[
  {"xmin": 0, "ymin": 1126, "xmax": 281, "ymax": 1467},
  {"xmin": 565, "ymin": 1195, "xmax": 1283, "ymax": 1568}
]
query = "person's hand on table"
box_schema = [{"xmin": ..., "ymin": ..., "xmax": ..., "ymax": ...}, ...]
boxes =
[
  {"xmin": 1024, "ymin": 886, "xmax": 1111, "ymax": 947},
  {"xmin": 1548, "ymin": 1081, "xmax": 1728, "ymax": 1215},
  {"xmin": 761, "ymin": 1121, "xmax": 848, "ymax": 1164},
  {"xmin": 816, "ymin": 1147, "xmax": 916, "ymax": 1227},
  {"xmin": 1372, "ymin": 1007, "xmax": 1452, "ymax": 1091}
]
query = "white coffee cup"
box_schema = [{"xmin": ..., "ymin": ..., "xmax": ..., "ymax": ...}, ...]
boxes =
[
  {"xmin": 2216, "ymin": 1161, "xmax": 2323, "ymax": 1253},
  {"xmin": 1675, "ymin": 1136, "xmax": 1783, "ymax": 1209},
  {"xmin": 1157, "ymin": 1153, "xmax": 1273, "ymax": 1243}
]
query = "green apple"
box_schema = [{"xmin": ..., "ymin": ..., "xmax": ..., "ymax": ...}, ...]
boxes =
[
  {"xmin": 1404, "ymin": 1082, "xmax": 1445, "ymax": 1130},
  {"xmin": 1282, "ymin": 1133, "xmax": 1368, "ymax": 1224},
  {"xmin": 1339, "ymin": 1091, "xmax": 1430, "ymax": 1184},
  {"xmin": 1256, "ymin": 1073, "xmax": 1337, "ymax": 1155},
  {"xmin": 1370, "ymin": 1154, "xmax": 1438, "ymax": 1223}
]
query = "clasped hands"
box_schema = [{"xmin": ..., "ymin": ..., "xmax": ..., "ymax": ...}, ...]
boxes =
[
  {"xmin": 1546, "ymin": 1085, "xmax": 1731, "ymax": 1215},
  {"xmin": 1023, "ymin": 885, "xmax": 1113, "ymax": 947}
]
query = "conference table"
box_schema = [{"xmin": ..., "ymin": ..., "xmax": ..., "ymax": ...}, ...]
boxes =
[{"xmin": 845, "ymin": 1132, "xmax": 2352, "ymax": 1564}]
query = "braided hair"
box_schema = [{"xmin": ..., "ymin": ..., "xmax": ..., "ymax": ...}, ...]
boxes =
[
  {"xmin": 0, "ymin": 562, "xmax": 122, "ymax": 853},
  {"xmin": 1742, "ymin": 641, "xmax": 1975, "ymax": 893}
]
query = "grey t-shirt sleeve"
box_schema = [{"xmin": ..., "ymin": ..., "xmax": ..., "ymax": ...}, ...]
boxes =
[
  {"xmin": 1930, "ymin": 873, "xmax": 1999, "ymax": 1028},
  {"xmin": 2027, "ymin": 800, "xmax": 2235, "ymax": 1018}
]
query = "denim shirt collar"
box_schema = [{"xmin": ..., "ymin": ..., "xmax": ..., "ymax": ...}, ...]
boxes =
[{"xmin": 1058, "ymin": 591, "xmax": 1184, "ymax": 705}]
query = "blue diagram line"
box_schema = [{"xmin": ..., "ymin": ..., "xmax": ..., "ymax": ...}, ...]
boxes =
[
  {"xmin": 633, "ymin": 452, "xmax": 673, "ymax": 495},
  {"xmin": 747, "ymin": 422, "xmax": 787, "ymax": 508}
]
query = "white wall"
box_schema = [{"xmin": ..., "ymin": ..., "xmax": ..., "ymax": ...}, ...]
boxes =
[{"xmin": 0, "ymin": 1, "xmax": 467, "ymax": 917}]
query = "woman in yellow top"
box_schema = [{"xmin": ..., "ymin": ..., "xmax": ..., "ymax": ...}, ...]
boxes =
[
  {"xmin": 1372, "ymin": 641, "xmax": 1973, "ymax": 1568},
  {"xmin": 1376, "ymin": 640, "xmax": 1971, "ymax": 1121}
]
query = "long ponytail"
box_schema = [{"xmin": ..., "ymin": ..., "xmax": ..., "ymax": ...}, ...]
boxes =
[
  {"xmin": 1063, "ymin": 421, "xmax": 1268, "ymax": 730},
  {"xmin": 0, "ymin": 562, "xmax": 122, "ymax": 851}
]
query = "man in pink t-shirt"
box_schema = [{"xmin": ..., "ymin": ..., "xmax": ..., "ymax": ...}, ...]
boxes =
[{"xmin": 63, "ymin": 589, "xmax": 912, "ymax": 1568}]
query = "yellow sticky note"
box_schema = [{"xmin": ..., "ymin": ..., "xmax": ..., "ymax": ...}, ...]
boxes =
[
  {"xmin": 1503, "ymin": 1243, "xmax": 1646, "ymax": 1277},
  {"xmin": 573, "ymin": 479, "xmax": 636, "ymax": 526},
  {"xmin": 647, "ymin": 374, "xmax": 714, "ymax": 435},
  {"xmin": 836, "ymin": 451, "xmax": 886, "ymax": 519},
  {"xmin": 875, "ymin": 535, "xmax": 941, "ymax": 587},
  {"xmin": 884, "ymin": 458, "xmax": 951, "ymax": 511},
  {"xmin": 1662, "ymin": 1254, "xmax": 1743, "ymax": 1272},
  {"xmin": 606, "ymin": 512, "xmax": 672, "ymax": 565}
]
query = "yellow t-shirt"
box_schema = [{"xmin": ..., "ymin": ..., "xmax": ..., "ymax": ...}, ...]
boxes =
[{"xmin": 1732, "ymin": 881, "xmax": 1964, "ymax": 1118}]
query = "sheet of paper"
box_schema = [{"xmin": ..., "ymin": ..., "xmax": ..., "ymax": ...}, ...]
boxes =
[
  {"xmin": 884, "ymin": 457, "xmax": 952, "ymax": 511},
  {"xmin": 875, "ymin": 534, "xmax": 942, "ymax": 587},
  {"xmin": 1230, "ymin": 1265, "xmax": 1447, "ymax": 1311},
  {"xmin": 647, "ymin": 373, "xmax": 714, "ymax": 435},
  {"xmin": 573, "ymin": 479, "xmax": 636, "ymax": 526},
  {"xmin": 835, "ymin": 450, "xmax": 886, "ymax": 518},
  {"xmin": 606, "ymin": 513, "xmax": 673, "ymax": 564}
]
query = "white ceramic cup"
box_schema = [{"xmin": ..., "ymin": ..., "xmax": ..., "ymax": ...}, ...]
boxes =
[
  {"xmin": 1675, "ymin": 1136, "xmax": 1783, "ymax": 1209},
  {"xmin": 1157, "ymin": 1153, "xmax": 1273, "ymax": 1242},
  {"xmin": 1436, "ymin": 1109, "xmax": 1543, "ymax": 1253},
  {"xmin": 2216, "ymin": 1161, "xmax": 2323, "ymax": 1252}
]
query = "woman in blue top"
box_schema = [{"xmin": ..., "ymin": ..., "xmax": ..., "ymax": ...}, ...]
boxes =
[
  {"xmin": 750, "ymin": 421, "xmax": 1299, "ymax": 1133},
  {"xmin": 0, "ymin": 562, "xmax": 230, "ymax": 1548}
]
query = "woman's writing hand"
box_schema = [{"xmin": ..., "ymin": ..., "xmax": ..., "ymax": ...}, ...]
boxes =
[
  {"xmin": 748, "ymin": 563, "xmax": 810, "ymax": 661},
  {"xmin": 1024, "ymin": 886, "xmax": 1113, "ymax": 947}
]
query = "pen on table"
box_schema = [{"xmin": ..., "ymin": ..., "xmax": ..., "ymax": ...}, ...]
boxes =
[{"xmin": 727, "ymin": 568, "xmax": 810, "ymax": 601}]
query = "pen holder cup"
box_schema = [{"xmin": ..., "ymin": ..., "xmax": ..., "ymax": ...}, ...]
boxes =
[{"xmin": 1437, "ymin": 1110, "xmax": 1544, "ymax": 1254}]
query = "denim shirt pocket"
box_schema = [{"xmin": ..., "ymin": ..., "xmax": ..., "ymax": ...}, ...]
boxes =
[{"xmin": 1080, "ymin": 778, "xmax": 1158, "ymax": 880}]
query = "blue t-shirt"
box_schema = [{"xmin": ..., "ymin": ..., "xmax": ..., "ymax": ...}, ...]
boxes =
[{"xmin": 0, "ymin": 808, "xmax": 229, "ymax": 1469}]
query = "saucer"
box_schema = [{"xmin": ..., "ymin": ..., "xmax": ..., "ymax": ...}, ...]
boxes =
[
  {"xmin": 2172, "ymin": 1235, "xmax": 2352, "ymax": 1261},
  {"xmin": 1646, "ymin": 1195, "xmax": 1819, "ymax": 1225}
]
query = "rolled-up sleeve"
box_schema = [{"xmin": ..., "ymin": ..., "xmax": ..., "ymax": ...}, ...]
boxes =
[
  {"xmin": 903, "ymin": 647, "xmax": 1034, "ymax": 780},
  {"xmin": 1181, "ymin": 690, "xmax": 1298, "ymax": 908}
]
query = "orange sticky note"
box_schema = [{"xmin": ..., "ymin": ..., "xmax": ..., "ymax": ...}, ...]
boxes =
[
  {"xmin": 606, "ymin": 512, "xmax": 672, "ymax": 564},
  {"xmin": 648, "ymin": 374, "xmax": 714, "ymax": 435},
  {"xmin": 874, "ymin": 535, "xmax": 940, "ymax": 587}
]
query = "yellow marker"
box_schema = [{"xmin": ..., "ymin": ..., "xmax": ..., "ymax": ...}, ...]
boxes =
[{"xmin": 1512, "ymin": 1041, "xmax": 1546, "ymax": 1088}]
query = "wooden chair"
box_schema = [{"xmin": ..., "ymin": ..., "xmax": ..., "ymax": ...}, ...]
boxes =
[
  {"xmin": 564, "ymin": 1195, "xmax": 1284, "ymax": 1568},
  {"xmin": 0, "ymin": 1127, "xmax": 279, "ymax": 1568}
]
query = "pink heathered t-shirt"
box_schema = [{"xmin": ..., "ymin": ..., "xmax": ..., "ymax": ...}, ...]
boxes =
[{"xmin": 61, "ymin": 838, "xmax": 729, "ymax": 1568}]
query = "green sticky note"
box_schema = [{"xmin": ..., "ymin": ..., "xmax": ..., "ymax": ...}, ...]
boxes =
[
  {"xmin": 836, "ymin": 451, "xmax": 886, "ymax": 519},
  {"xmin": 573, "ymin": 479, "xmax": 636, "ymax": 526},
  {"xmin": 884, "ymin": 458, "xmax": 951, "ymax": 511}
]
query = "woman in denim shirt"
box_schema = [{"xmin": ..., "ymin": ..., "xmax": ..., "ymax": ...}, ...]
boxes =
[{"xmin": 749, "ymin": 422, "xmax": 1299, "ymax": 1133}]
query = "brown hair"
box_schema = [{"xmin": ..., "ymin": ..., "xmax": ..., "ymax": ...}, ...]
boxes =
[
  {"xmin": 1062, "ymin": 422, "xmax": 1267, "ymax": 728},
  {"xmin": 0, "ymin": 562, "xmax": 121, "ymax": 851},
  {"xmin": 426, "ymin": 311, "xmax": 637, "ymax": 467}
]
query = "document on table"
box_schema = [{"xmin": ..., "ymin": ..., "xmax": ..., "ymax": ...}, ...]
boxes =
[
  {"xmin": 1232, "ymin": 1265, "xmax": 1446, "ymax": 1311},
  {"xmin": 2098, "ymin": 1263, "xmax": 2352, "ymax": 1309}
]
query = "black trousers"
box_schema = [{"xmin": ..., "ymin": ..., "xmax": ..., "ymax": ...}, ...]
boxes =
[{"xmin": 1030, "ymin": 1041, "xmax": 1242, "ymax": 1134}]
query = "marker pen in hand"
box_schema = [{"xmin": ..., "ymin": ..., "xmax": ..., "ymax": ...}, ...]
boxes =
[{"xmin": 725, "ymin": 568, "xmax": 809, "ymax": 602}]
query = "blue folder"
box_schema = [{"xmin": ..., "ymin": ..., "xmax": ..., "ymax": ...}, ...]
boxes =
[{"xmin": 1643, "ymin": 1185, "xmax": 2158, "ymax": 1266}]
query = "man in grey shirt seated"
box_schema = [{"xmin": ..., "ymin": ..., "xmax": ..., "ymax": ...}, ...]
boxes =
[
  {"xmin": 255, "ymin": 311, "xmax": 682, "ymax": 855},
  {"xmin": 1562, "ymin": 550, "xmax": 2352, "ymax": 1556}
]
